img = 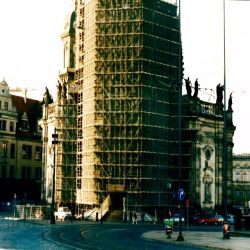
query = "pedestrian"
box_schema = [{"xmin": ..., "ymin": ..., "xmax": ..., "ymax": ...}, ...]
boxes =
[
  {"xmin": 82, "ymin": 210, "xmax": 85, "ymax": 221},
  {"xmin": 132, "ymin": 211, "xmax": 137, "ymax": 224},
  {"xmin": 123, "ymin": 210, "xmax": 127, "ymax": 223},
  {"xmin": 167, "ymin": 209, "xmax": 173, "ymax": 219},
  {"xmin": 129, "ymin": 210, "xmax": 133, "ymax": 222},
  {"xmin": 141, "ymin": 211, "xmax": 145, "ymax": 224},
  {"xmin": 164, "ymin": 209, "xmax": 174, "ymax": 239}
]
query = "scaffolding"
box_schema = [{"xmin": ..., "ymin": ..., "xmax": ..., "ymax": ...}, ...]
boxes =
[
  {"xmin": 41, "ymin": 0, "xmax": 235, "ymax": 215},
  {"xmin": 55, "ymin": 95, "xmax": 77, "ymax": 207},
  {"xmin": 73, "ymin": 0, "xmax": 181, "ymax": 211}
]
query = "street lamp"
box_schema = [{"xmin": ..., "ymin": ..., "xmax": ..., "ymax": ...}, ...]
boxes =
[
  {"xmin": 50, "ymin": 129, "xmax": 58, "ymax": 224},
  {"xmin": 222, "ymin": 0, "xmax": 250, "ymax": 223},
  {"xmin": 13, "ymin": 193, "xmax": 17, "ymax": 218},
  {"xmin": 167, "ymin": 178, "xmax": 172, "ymax": 209},
  {"xmin": 176, "ymin": 0, "xmax": 184, "ymax": 242}
]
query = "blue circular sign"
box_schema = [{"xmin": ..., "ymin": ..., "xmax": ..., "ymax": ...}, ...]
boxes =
[{"xmin": 178, "ymin": 188, "xmax": 185, "ymax": 201}]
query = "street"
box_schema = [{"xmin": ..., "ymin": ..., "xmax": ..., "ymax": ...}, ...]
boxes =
[{"xmin": 0, "ymin": 219, "xmax": 211, "ymax": 249}]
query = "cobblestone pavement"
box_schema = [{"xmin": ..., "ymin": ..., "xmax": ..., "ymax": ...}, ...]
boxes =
[{"xmin": 143, "ymin": 230, "xmax": 250, "ymax": 250}]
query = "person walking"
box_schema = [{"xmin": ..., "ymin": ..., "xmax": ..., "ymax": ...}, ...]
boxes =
[
  {"xmin": 141, "ymin": 211, "xmax": 145, "ymax": 224},
  {"xmin": 132, "ymin": 211, "xmax": 137, "ymax": 224},
  {"xmin": 129, "ymin": 210, "xmax": 133, "ymax": 223}
]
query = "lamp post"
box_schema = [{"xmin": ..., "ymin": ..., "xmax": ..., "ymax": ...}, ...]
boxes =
[
  {"xmin": 222, "ymin": 0, "xmax": 229, "ymax": 222},
  {"xmin": 167, "ymin": 178, "xmax": 172, "ymax": 210},
  {"xmin": 13, "ymin": 193, "xmax": 16, "ymax": 218},
  {"xmin": 222, "ymin": 0, "xmax": 250, "ymax": 222},
  {"xmin": 51, "ymin": 129, "xmax": 58, "ymax": 224},
  {"xmin": 176, "ymin": 0, "xmax": 184, "ymax": 242}
]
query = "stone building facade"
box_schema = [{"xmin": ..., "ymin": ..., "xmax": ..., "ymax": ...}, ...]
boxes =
[
  {"xmin": 40, "ymin": 0, "xmax": 236, "ymax": 217},
  {"xmin": 182, "ymin": 95, "xmax": 235, "ymax": 213},
  {"xmin": 0, "ymin": 80, "xmax": 43, "ymax": 204},
  {"xmin": 232, "ymin": 154, "xmax": 250, "ymax": 209}
]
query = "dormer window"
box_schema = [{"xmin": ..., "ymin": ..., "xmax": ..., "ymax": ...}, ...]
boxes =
[
  {"xmin": 22, "ymin": 120, "xmax": 29, "ymax": 130},
  {"xmin": 21, "ymin": 112, "xmax": 29, "ymax": 131}
]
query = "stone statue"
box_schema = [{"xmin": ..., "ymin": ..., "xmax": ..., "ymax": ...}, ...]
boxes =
[
  {"xmin": 193, "ymin": 78, "xmax": 199, "ymax": 98},
  {"xmin": 185, "ymin": 77, "xmax": 192, "ymax": 97},
  {"xmin": 57, "ymin": 81, "xmax": 62, "ymax": 100},
  {"xmin": 228, "ymin": 92, "xmax": 233, "ymax": 111},
  {"xmin": 62, "ymin": 82, "xmax": 67, "ymax": 99},
  {"xmin": 41, "ymin": 87, "xmax": 53, "ymax": 106},
  {"xmin": 204, "ymin": 178, "xmax": 212, "ymax": 202},
  {"xmin": 203, "ymin": 160, "xmax": 213, "ymax": 203},
  {"xmin": 216, "ymin": 83, "xmax": 224, "ymax": 104}
]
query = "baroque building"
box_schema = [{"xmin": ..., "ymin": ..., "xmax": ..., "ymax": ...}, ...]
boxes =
[
  {"xmin": 232, "ymin": 154, "xmax": 250, "ymax": 209},
  {"xmin": 0, "ymin": 80, "xmax": 43, "ymax": 204},
  {"xmin": 40, "ymin": 0, "xmax": 235, "ymax": 217},
  {"xmin": 181, "ymin": 93, "xmax": 235, "ymax": 213}
]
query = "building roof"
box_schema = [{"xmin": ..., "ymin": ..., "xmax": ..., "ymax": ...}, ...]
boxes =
[
  {"xmin": 0, "ymin": 79, "xmax": 8, "ymax": 87},
  {"xmin": 11, "ymin": 95, "xmax": 42, "ymax": 138}
]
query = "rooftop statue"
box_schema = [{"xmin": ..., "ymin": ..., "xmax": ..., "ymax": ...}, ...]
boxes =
[
  {"xmin": 185, "ymin": 77, "xmax": 192, "ymax": 97},
  {"xmin": 41, "ymin": 87, "xmax": 53, "ymax": 106},
  {"xmin": 193, "ymin": 78, "xmax": 199, "ymax": 98},
  {"xmin": 216, "ymin": 83, "xmax": 224, "ymax": 104}
]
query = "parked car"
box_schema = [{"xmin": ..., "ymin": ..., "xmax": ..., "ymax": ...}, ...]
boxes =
[
  {"xmin": 173, "ymin": 214, "xmax": 185, "ymax": 224},
  {"xmin": 198, "ymin": 214, "xmax": 224, "ymax": 225},
  {"xmin": 54, "ymin": 207, "xmax": 72, "ymax": 221},
  {"xmin": 189, "ymin": 214, "xmax": 201, "ymax": 224},
  {"xmin": 226, "ymin": 214, "xmax": 235, "ymax": 224},
  {"xmin": 215, "ymin": 215, "xmax": 224, "ymax": 223}
]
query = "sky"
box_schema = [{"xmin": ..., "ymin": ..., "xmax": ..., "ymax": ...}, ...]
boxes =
[
  {"xmin": 181, "ymin": 0, "xmax": 250, "ymax": 154},
  {"xmin": 0, "ymin": 0, "xmax": 72, "ymax": 96},
  {"xmin": 0, "ymin": 0, "xmax": 249, "ymax": 154}
]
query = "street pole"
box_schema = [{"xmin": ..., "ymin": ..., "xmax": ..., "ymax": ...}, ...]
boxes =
[
  {"xmin": 13, "ymin": 193, "xmax": 16, "ymax": 218},
  {"xmin": 51, "ymin": 129, "xmax": 58, "ymax": 224},
  {"xmin": 177, "ymin": 0, "xmax": 184, "ymax": 242},
  {"xmin": 223, "ymin": 0, "xmax": 228, "ymax": 222},
  {"xmin": 223, "ymin": 0, "xmax": 250, "ymax": 222}
]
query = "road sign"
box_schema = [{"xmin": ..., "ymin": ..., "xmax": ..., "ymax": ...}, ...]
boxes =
[{"xmin": 178, "ymin": 188, "xmax": 185, "ymax": 201}]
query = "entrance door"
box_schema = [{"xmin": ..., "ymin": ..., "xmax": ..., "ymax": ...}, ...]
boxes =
[{"xmin": 110, "ymin": 192, "xmax": 123, "ymax": 210}]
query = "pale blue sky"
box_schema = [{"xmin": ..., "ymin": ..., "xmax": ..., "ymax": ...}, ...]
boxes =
[
  {"xmin": 182, "ymin": 0, "xmax": 250, "ymax": 154},
  {"xmin": 0, "ymin": 0, "xmax": 72, "ymax": 96},
  {"xmin": 0, "ymin": 0, "xmax": 249, "ymax": 153}
]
